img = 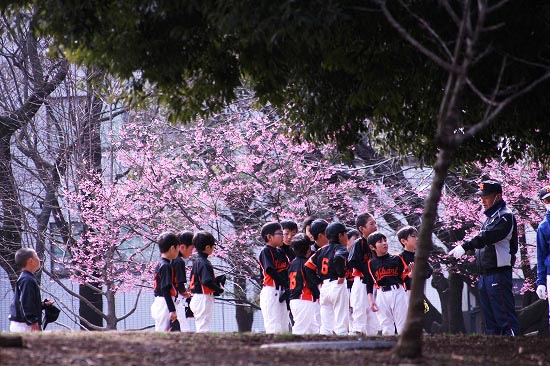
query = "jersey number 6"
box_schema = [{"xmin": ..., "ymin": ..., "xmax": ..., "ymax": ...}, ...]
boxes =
[
  {"xmin": 289, "ymin": 272, "xmax": 297, "ymax": 289},
  {"xmin": 321, "ymin": 257, "xmax": 329, "ymax": 275}
]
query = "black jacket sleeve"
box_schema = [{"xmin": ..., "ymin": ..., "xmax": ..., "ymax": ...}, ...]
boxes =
[
  {"xmin": 347, "ymin": 240, "xmax": 363, "ymax": 272},
  {"xmin": 462, "ymin": 212, "xmax": 514, "ymax": 251},
  {"xmin": 163, "ymin": 289, "xmax": 176, "ymax": 313},
  {"xmin": 18, "ymin": 276, "xmax": 42, "ymax": 325},
  {"xmin": 159, "ymin": 264, "xmax": 176, "ymax": 312}
]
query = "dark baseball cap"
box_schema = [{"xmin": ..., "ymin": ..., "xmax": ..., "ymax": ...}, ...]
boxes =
[
  {"xmin": 475, "ymin": 180, "xmax": 502, "ymax": 196},
  {"xmin": 540, "ymin": 186, "xmax": 550, "ymax": 201},
  {"xmin": 309, "ymin": 219, "xmax": 329, "ymax": 238},
  {"xmin": 326, "ymin": 222, "xmax": 348, "ymax": 239},
  {"xmin": 42, "ymin": 303, "xmax": 61, "ymax": 330}
]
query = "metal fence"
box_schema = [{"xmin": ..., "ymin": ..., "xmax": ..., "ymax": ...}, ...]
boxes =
[{"xmin": 0, "ymin": 271, "xmax": 266, "ymax": 332}]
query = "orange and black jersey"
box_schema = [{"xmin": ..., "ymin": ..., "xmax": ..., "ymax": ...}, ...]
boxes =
[
  {"xmin": 305, "ymin": 242, "xmax": 348, "ymax": 281},
  {"xmin": 259, "ymin": 245, "xmax": 290, "ymax": 288},
  {"xmin": 348, "ymin": 237, "xmax": 374, "ymax": 278},
  {"xmin": 288, "ymin": 257, "xmax": 320, "ymax": 301},
  {"xmin": 365, "ymin": 253, "xmax": 409, "ymax": 294},
  {"xmin": 190, "ymin": 253, "xmax": 223, "ymax": 295},
  {"xmin": 153, "ymin": 257, "xmax": 177, "ymax": 312},
  {"xmin": 171, "ymin": 255, "xmax": 187, "ymax": 294},
  {"xmin": 400, "ymin": 250, "xmax": 433, "ymax": 290}
]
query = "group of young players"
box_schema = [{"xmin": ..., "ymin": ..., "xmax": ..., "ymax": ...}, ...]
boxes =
[
  {"xmin": 151, "ymin": 230, "xmax": 225, "ymax": 332},
  {"xmin": 151, "ymin": 211, "xmax": 431, "ymax": 335},
  {"xmin": 259, "ymin": 213, "xmax": 433, "ymax": 335}
]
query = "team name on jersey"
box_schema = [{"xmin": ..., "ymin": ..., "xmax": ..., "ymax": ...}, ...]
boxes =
[
  {"xmin": 273, "ymin": 258, "xmax": 289, "ymax": 271},
  {"xmin": 374, "ymin": 267, "xmax": 399, "ymax": 282}
]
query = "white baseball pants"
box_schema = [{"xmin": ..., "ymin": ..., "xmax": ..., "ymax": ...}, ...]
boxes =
[
  {"xmin": 10, "ymin": 321, "xmax": 31, "ymax": 332},
  {"xmin": 290, "ymin": 299, "xmax": 319, "ymax": 334},
  {"xmin": 319, "ymin": 279, "xmax": 349, "ymax": 335},
  {"xmin": 350, "ymin": 277, "xmax": 380, "ymax": 335},
  {"xmin": 174, "ymin": 298, "xmax": 191, "ymax": 332},
  {"xmin": 151, "ymin": 296, "xmax": 171, "ymax": 331},
  {"xmin": 260, "ymin": 286, "xmax": 289, "ymax": 334},
  {"xmin": 190, "ymin": 293, "xmax": 215, "ymax": 332},
  {"xmin": 375, "ymin": 285, "xmax": 408, "ymax": 335}
]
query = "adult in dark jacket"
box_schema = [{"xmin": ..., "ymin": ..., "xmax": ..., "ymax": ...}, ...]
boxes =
[{"xmin": 449, "ymin": 180, "xmax": 520, "ymax": 336}]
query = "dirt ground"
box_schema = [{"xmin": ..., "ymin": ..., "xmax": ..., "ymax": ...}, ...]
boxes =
[{"xmin": 1, "ymin": 332, "xmax": 549, "ymax": 366}]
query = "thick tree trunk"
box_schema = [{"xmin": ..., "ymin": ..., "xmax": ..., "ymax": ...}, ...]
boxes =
[
  {"xmin": 105, "ymin": 290, "xmax": 117, "ymax": 330},
  {"xmin": 395, "ymin": 148, "xmax": 453, "ymax": 358},
  {"xmin": 78, "ymin": 71, "xmax": 105, "ymax": 329},
  {"xmin": 79, "ymin": 283, "xmax": 104, "ymax": 329},
  {"xmin": 234, "ymin": 276, "xmax": 254, "ymax": 332},
  {"xmin": 355, "ymin": 140, "xmax": 477, "ymax": 334},
  {"xmin": 448, "ymin": 273, "xmax": 467, "ymax": 333},
  {"xmin": 0, "ymin": 136, "xmax": 23, "ymax": 290}
]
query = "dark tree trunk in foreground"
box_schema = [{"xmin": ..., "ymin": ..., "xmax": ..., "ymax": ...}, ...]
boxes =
[
  {"xmin": 79, "ymin": 284, "xmax": 104, "ymax": 329},
  {"xmin": 78, "ymin": 69, "xmax": 105, "ymax": 329},
  {"xmin": 447, "ymin": 273, "xmax": 467, "ymax": 333},
  {"xmin": 395, "ymin": 148, "xmax": 454, "ymax": 357},
  {"xmin": 234, "ymin": 276, "xmax": 254, "ymax": 332},
  {"xmin": 0, "ymin": 136, "xmax": 22, "ymax": 290}
]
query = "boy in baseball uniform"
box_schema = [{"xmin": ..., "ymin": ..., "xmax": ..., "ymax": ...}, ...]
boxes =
[
  {"xmin": 365, "ymin": 231, "xmax": 413, "ymax": 335},
  {"xmin": 288, "ymin": 233, "xmax": 320, "ymax": 334},
  {"xmin": 259, "ymin": 222, "xmax": 290, "ymax": 333}
]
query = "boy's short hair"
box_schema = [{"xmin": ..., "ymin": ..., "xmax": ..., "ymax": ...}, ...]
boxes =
[
  {"xmin": 347, "ymin": 229, "xmax": 361, "ymax": 240},
  {"xmin": 301, "ymin": 215, "xmax": 318, "ymax": 233},
  {"xmin": 177, "ymin": 231, "xmax": 194, "ymax": 247},
  {"xmin": 290, "ymin": 233, "xmax": 310, "ymax": 257},
  {"xmin": 326, "ymin": 222, "xmax": 348, "ymax": 242},
  {"xmin": 260, "ymin": 222, "xmax": 282, "ymax": 242},
  {"xmin": 280, "ymin": 220, "xmax": 298, "ymax": 232},
  {"xmin": 309, "ymin": 219, "xmax": 329, "ymax": 240},
  {"xmin": 355, "ymin": 212, "xmax": 374, "ymax": 229},
  {"xmin": 15, "ymin": 248, "xmax": 35, "ymax": 269},
  {"xmin": 158, "ymin": 232, "xmax": 179, "ymax": 253},
  {"xmin": 193, "ymin": 231, "xmax": 216, "ymax": 252},
  {"xmin": 396, "ymin": 226, "xmax": 418, "ymax": 245},
  {"xmin": 367, "ymin": 231, "xmax": 387, "ymax": 247}
]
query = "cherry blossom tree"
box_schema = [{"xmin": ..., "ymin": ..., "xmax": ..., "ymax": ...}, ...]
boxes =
[{"xmin": 55, "ymin": 93, "xmax": 371, "ymax": 330}]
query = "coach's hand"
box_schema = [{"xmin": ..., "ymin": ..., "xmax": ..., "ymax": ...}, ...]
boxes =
[
  {"xmin": 536, "ymin": 285, "xmax": 547, "ymax": 300},
  {"xmin": 448, "ymin": 245, "xmax": 465, "ymax": 259}
]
